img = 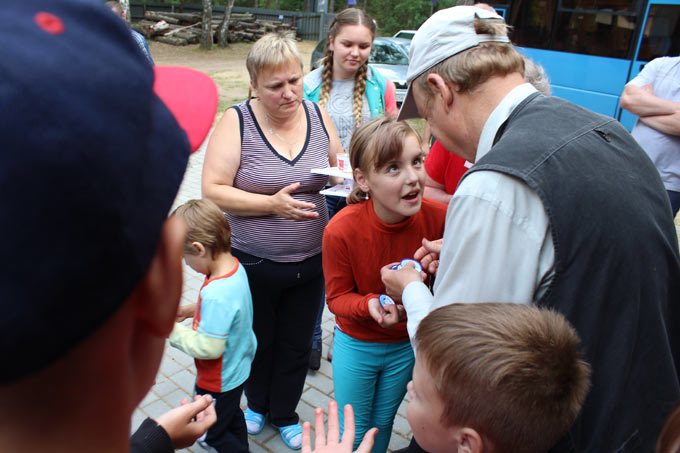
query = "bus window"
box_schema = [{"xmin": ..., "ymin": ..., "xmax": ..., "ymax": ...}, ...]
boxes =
[
  {"xmin": 637, "ymin": 4, "xmax": 680, "ymax": 61},
  {"xmin": 510, "ymin": 0, "xmax": 639, "ymax": 58}
]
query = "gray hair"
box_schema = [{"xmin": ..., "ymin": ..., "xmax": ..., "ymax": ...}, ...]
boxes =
[{"xmin": 523, "ymin": 57, "xmax": 551, "ymax": 95}]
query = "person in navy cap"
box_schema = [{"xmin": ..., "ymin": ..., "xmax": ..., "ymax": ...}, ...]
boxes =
[
  {"xmin": 381, "ymin": 5, "xmax": 680, "ymax": 453},
  {"xmin": 0, "ymin": 0, "xmax": 219, "ymax": 451}
]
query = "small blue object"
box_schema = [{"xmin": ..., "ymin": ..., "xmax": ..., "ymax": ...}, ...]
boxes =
[
  {"xmin": 379, "ymin": 294, "xmax": 395, "ymax": 308},
  {"xmin": 390, "ymin": 259, "xmax": 423, "ymax": 272}
]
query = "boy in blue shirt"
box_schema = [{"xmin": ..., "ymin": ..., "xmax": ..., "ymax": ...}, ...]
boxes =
[{"xmin": 170, "ymin": 199, "xmax": 257, "ymax": 453}]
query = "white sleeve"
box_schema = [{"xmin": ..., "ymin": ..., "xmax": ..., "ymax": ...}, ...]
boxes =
[
  {"xmin": 401, "ymin": 281, "xmax": 435, "ymax": 341},
  {"xmin": 628, "ymin": 58, "xmax": 659, "ymax": 87},
  {"xmin": 431, "ymin": 170, "xmax": 554, "ymax": 311}
]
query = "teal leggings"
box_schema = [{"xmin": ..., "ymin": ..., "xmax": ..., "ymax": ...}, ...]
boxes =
[{"xmin": 332, "ymin": 328, "xmax": 415, "ymax": 453}]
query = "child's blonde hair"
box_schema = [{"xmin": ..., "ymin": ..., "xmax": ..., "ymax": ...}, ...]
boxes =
[
  {"xmin": 416, "ymin": 303, "xmax": 591, "ymax": 453},
  {"xmin": 172, "ymin": 199, "xmax": 231, "ymax": 256},
  {"xmin": 318, "ymin": 8, "xmax": 376, "ymax": 128},
  {"xmin": 347, "ymin": 117, "xmax": 422, "ymax": 204}
]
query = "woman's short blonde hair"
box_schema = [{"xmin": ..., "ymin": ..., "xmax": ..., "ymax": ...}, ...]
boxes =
[{"xmin": 246, "ymin": 32, "xmax": 303, "ymax": 84}]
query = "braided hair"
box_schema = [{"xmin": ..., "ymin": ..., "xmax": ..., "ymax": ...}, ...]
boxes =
[{"xmin": 318, "ymin": 8, "xmax": 376, "ymax": 128}]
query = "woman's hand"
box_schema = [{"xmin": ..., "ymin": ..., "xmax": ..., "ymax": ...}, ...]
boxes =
[
  {"xmin": 302, "ymin": 401, "xmax": 377, "ymax": 453},
  {"xmin": 270, "ymin": 182, "xmax": 319, "ymax": 221},
  {"xmin": 368, "ymin": 298, "xmax": 405, "ymax": 328}
]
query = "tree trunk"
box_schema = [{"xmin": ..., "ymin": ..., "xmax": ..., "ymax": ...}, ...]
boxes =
[
  {"xmin": 329, "ymin": 0, "xmax": 334, "ymax": 13},
  {"xmin": 265, "ymin": 0, "xmax": 272, "ymax": 8},
  {"xmin": 303, "ymin": 0, "xmax": 310, "ymax": 12},
  {"xmin": 275, "ymin": 0, "xmax": 280, "ymax": 8},
  {"xmin": 120, "ymin": 0, "xmax": 131, "ymax": 24},
  {"xmin": 200, "ymin": 0, "xmax": 212, "ymax": 49},
  {"xmin": 217, "ymin": 0, "xmax": 235, "ymax": 47}
]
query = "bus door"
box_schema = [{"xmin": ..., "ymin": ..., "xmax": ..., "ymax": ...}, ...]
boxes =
[{"xmin": 617, "ymin": 0, "xmax": 680, "ymax": 130}]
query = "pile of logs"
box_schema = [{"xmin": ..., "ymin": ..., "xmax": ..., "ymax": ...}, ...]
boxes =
[{"xmin": 132, "ymin": 10, "xmax": 298, "ymax": 46}]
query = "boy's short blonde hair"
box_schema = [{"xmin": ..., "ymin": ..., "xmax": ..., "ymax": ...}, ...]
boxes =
[
  {"xmin": 172, "ymin": 199, "xmax": 231, "ymax": 256},
  {"xmin": 415, "ymin": 303, "xmax": 591, "ymax": 453},
  {"xmin": 246, "ymin": 32, "xmax": 303, "ymax": 84}
]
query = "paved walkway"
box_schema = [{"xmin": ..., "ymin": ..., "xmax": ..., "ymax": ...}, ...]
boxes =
[{"xmin": 130, "ymin": 141, "xmax": 413, "ymax": 453}]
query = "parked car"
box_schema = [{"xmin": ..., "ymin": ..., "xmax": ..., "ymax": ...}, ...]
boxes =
[
  {"xmin": 310, "ymin": 37, "xmax": 409, "ymax": 105},
  {"xmin": 392, "ymin": 30, "xmax": 416, "ymax": 40}
]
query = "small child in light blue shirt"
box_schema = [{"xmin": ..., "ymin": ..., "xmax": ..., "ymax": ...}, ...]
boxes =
[{"xmin": 170, "ymin": 199, "xmax": 256, "ymax": 453}]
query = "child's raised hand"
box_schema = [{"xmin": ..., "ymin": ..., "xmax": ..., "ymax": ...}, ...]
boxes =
[
  {"xmin": 368, "ymin": 298, "xmax": 403, "ymax": 328},
  {"xmin": 414, "ymin": 238, "xmax": 443, "ymax": 275},
  {"xmin": 155, "ymin": 394, "xmax": 217, "ymax": 449},
  {"xmin": 176, "ymin": 303, "xmax": 197, "ymax": 322},
  {"xmin": 301, "ymin": 401, "xmax": 377, "ymax": 453}
]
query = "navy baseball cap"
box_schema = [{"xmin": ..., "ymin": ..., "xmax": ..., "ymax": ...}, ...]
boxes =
[{"xmin": 0, "ymin": 0, "xmax": 217, "ymax": 382}]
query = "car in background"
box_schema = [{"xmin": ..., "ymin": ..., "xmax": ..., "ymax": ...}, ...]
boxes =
[
  {"xmin": 310, "ymin": 37, "xmax": 409, "ymax": 105},
  {"xmin": 392, "ymin": 30, "xmax": 416, "ymax": 40}
]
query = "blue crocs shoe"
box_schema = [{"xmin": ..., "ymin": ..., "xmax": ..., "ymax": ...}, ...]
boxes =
[
  {"xmin": 244, "ymin": 407, "xmax": 265, "ymax": 435},
  {"xmin": 274, "ymin": 423, "xmax": 303, "ymax": 450}
]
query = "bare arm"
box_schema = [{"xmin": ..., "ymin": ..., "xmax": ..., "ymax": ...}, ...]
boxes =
[
  {"xmin": 620, "ymin": 84, "xmax": 680, "ymax": 118},
  {"xmin": 202, "ymin": 108, "xmax": 318, "ymax": 220},
  {"xmin": 423, "ymin": 174, "xmax": 452, "ymax": 204},
  {"xmin": 640, "ymin": 111, "xmax": 680, "ymax": 136}
]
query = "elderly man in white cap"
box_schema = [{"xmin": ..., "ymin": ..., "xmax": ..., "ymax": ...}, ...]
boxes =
[{"xmin": 381, "ymin": 5, "xmax": 680, "ymax": 453}]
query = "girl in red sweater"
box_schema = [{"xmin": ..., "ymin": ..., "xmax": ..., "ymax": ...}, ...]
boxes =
[{"xmin": 322, "ymin": 118, "xmax": 447, "ymax": 453}]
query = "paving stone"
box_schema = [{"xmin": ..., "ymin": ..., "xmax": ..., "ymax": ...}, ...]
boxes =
[
  {"xmin": 397, "ymin": 398, "xmax": 409, "ymax": 418},
  {"xmin": 159, "ymin": 354, "xmax": 184, "ymax": 376},
  {"xmin": 305, "ymin": 368, "xmax": 334, "ymax": 394},
  {"xmin": 139, "ymin": 390, "xmax": 159, "ymax": 408},
  {"xmin": 392, "ymin": 413, "xmax": 411, "ymax": 436},
  {"xmin": 301, "ymin": 386, "xmax": 332, "ymax": 410},
  {"xmin": 143, "ymin": 399, "xmax": 173, "ymax": 420},
  {"xmin": 165, "ymin": 388, "xmax": 193, "ymax": 407},
  {"xmin": 388, "ymin": 432, "xmax": 411, "ymax": 452},
  {"xmin": 295, "ymin": 399, "xmax": 317, "ymax": 425},
  {"xmin": 170, "ymin": 368, "xmax": 197, "ymax": 393}
]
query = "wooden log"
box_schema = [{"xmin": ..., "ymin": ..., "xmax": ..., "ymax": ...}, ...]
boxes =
[
  {"xmin": 145, "ymin": 11, "xmax": 201, "ymax": 24},
  {"xmin": 173, "ymin": 31, "xmax": 200, "ymax": 44},
  {"xmin": 144, "ymin": 11, "xmax": 180, "ymax": 25},
  {"xmin": 150, "ymin": 20, "xmax": 171, "ymax": 36},
  {"xmin": 156, "ymin": 35, "xmax": 188, "ymax": 46}
]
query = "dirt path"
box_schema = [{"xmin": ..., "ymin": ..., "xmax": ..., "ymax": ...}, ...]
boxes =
[{"xmin": 149, "ymin": 40, "xmax": 318, "ymax": 111}]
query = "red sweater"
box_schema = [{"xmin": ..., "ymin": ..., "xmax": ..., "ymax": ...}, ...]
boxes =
[{"xmin": 322, "ymin": 198, "xmax": 447, "ymax": 342}]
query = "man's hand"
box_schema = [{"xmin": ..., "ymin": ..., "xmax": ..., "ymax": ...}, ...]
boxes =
[
  {"xmin": 413, "ymin": 238, "xmax": 442, "ymax": 275},
  {"xmin": 155, "ymin": 394, "xmax": 217, "ymax": 449},
  {"xmin": 380, "ymin": 262, "xmax": 425, "ymax": 302},
  {"xmin": 301, "ymin": 401, "xmax": 377, "ymax": 453},
  {"xmin": 367, "ymin": 298, "xmax": 405, "ymax": 328}
]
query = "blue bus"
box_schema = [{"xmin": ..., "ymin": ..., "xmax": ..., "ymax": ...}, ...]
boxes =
[{"xmin": 490, "ymin": 0, "xmax": 680, "ymax": 129}]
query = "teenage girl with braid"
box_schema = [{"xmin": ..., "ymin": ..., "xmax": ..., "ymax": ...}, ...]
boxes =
[{"xmin": 304, "ymin": 8, "xmax": 398, "ymax": 369}]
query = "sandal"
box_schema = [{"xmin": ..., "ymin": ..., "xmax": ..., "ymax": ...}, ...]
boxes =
[
  {"xmin": 274, "ymin": 423, "xmax": 303, "ymax": 450},
  {"xmin": 244, "ymin": 407, "xmax": 265, "ymax": 435}
]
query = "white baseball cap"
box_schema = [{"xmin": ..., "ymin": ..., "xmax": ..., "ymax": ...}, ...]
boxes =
[{"xmin": 398, "ymin": 5, "xmax": 510, "ymax": 120}]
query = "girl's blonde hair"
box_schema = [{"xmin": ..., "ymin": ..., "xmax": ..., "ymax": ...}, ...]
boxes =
[
  {"xmin": 246, "ymin": 32, "xmax": 303, "ymax": 85},
  {"xmin": 319, "ymin": 8, "xmax": 376, "ymax": 128},
  {"xmin": 347, "ymin": 117, "xmax": 421, "ymax": 204}
]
